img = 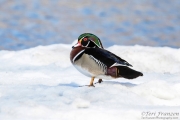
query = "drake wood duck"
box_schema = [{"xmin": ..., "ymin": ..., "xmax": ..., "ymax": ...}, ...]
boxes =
[{"xmin": 70, "ymin": 33, "xmax": 143, "ymax": 87}]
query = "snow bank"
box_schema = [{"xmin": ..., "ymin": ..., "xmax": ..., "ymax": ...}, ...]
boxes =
[{"xmin": 0, "ymin": 44, "xmax": 180, "ymax": 120}]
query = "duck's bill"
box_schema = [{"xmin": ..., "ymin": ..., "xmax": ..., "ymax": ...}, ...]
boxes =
[{"xmin": 72, "ymin": 42, "xmax": 81, "ymax": 48}]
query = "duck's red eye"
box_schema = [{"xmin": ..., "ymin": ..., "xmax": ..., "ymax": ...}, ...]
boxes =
[{"xmin": 83, "ymin": 38, "xmax": 88, "ymax": 41}]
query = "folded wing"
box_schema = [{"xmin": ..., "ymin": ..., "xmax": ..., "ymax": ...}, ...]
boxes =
[{"xmin": 84, "ymin": 48, "xmax": 132, "ymax": 68}]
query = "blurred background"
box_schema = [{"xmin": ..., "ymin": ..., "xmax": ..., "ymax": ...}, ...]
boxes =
[{"xmin": 0, "ymin": 0, "xmax": 180, "ymax": 50}]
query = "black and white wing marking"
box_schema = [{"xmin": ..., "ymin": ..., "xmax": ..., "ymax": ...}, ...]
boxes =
[{"xmin": 84, "ymin": 48, "xmax": 132, "ymax": 68}]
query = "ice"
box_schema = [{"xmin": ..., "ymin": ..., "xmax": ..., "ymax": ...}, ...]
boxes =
[{"xmin": 0, "ymin": 44, "xmax": 180, "ymax": 120}]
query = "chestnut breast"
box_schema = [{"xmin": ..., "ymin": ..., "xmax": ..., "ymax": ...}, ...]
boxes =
[{"xmin": 70, "ymin": 47, "xmax": 85, "ymax": 63}]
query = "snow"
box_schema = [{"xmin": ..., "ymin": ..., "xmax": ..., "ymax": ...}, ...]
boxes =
[{"xmin": 0, "ymin": 43, "xmax": 180, "ymax": 120}]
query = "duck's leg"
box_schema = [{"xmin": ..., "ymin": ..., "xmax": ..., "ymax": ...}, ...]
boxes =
[
  {"xmin": 94, "ymin": 79, "xmax": 103, "ymax": 84},
  {"xmin": 88, "ymin": 77, "xmax": 95, "ymax": 87},
  {"xmin": 78, "ymin": 77, "xmax": 95, "ymax": 87}
]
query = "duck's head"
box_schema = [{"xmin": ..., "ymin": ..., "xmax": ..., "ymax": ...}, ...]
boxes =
[{"xmin": 72, "ymin": 33, "xmax": 104, "ymax": 48}]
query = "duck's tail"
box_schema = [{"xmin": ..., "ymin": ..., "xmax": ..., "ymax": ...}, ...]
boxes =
[
  {"xmin": 117, "ymin": 66, "xmax": 143, "ymax": 79},
  {"xmin": 106, "ymin": 66, "xmax": 143, "ymax": 79}
]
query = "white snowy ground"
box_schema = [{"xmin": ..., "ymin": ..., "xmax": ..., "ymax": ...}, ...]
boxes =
[{"xmin": 0, "ymin": 43, "xmax": 180, "ymax": 120}]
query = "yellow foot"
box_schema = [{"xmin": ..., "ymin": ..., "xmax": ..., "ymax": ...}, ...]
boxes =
[
  {"xmin": 78, "ymin": 84, "xmax": 95, "ymax": 87},
  {"xmin": 78, "ymin": 77, "xmax": 95, "ymax": 87},
  {"xmin": 88, "ymin": 77, "xmax": 95, "ymax": 87},
  {"xmin": 88, "ymin": 84, "xmax": 95, "ymax": 87}
]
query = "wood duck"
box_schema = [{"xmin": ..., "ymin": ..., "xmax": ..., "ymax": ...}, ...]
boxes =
[{"xmin": 70, "ymin": 33, "xmax": 143, "ymax": 87}]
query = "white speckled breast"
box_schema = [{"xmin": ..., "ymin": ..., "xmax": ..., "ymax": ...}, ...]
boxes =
[{"xmin": 74, "ymin": 53, "xmax": 106, "ymax": 77}]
